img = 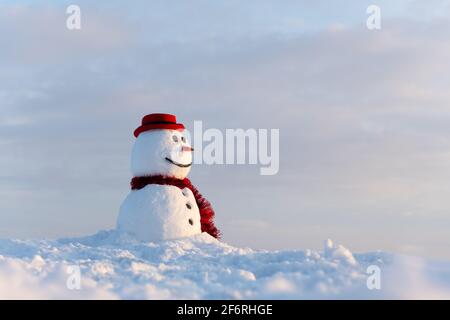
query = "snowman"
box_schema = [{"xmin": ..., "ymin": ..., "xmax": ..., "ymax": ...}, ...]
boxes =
[{"xmin": 117, "ymin": 113, "xmax": 220, "ymax": 242}]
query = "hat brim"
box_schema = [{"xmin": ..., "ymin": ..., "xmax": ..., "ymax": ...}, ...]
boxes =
[{"xmin": 134, "ymin": 123, "xmax": 185, "ymax": 137}]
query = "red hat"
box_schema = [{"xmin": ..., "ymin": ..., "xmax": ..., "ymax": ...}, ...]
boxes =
[{"xmin": 134, "ymin": 113, "xmax": 185, "ymax": 137}]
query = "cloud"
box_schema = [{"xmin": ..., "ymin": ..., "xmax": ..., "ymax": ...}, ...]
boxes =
[
  {"xmin": 0, "ymin": 1, "xmax": 449, "ymax": 258},
  {"xmin": 0, "ymin": 4, "xmax": 131, "ymax": 65}
]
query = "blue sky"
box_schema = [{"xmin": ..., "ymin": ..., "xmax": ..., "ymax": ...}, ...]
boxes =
[{"xmin": 1, "ymin": 1, "xmax": 450, "ymax": 258}]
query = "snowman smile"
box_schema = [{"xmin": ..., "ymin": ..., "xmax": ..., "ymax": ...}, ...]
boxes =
[{"xmin": 165, "ymin": 157, "xmax": 192, "ymax": 168}]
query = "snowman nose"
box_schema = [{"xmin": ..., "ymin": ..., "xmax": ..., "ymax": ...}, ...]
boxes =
[{"xmin": 181, "ymin": 146, "xmax": 194, "ymax": 152}]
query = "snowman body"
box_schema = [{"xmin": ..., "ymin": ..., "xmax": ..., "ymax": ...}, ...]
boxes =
[
  {"xmin": 117, "ymin": 184, "xmax": 201, "ymax": 242},
  {"xmin": 116, "ymin": 119, "xmax": 203, "ymax": 242}
]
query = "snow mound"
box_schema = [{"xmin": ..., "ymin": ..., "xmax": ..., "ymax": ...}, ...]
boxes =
[{"xmin": 0, "ymin": 232, "xmax": 449, "ymax": 299}]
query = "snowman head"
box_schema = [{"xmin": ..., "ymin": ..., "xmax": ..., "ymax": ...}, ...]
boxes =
[{"xmin": 130, "ymin": 114, "xmax": 193, "ymax": 179}]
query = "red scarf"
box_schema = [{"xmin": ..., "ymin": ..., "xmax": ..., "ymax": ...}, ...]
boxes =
[{"xmin": 131, "ymin": 175, "xmax": 220, "ymax": 239}]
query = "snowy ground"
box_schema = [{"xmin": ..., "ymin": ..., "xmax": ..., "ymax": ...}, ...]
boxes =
[{"xmin": 0, "ymin": 231, "xmax": 449, "ymax": 299}]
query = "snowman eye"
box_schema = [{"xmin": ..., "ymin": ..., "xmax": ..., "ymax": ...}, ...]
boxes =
[
  {"xmin": 172, "ymin": 135, "xmax": 179, "ymax": 143},
  {"xmin": 181, "ymin": 136, "xmax": 186, "ymax": 143}
]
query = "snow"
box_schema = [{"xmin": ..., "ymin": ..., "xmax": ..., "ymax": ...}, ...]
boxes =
[
  {"xmin": 1, "ymin": 232, "xmax": 450, "ymax": 299},
  {"xmin": 117, "ymin": 184, "xmax": 201, "ymax": 242}
]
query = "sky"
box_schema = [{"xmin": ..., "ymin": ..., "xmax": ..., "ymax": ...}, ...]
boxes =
[{"xmin": 1, "ymin": 0, "xmax": 450, "ymax": 259}]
